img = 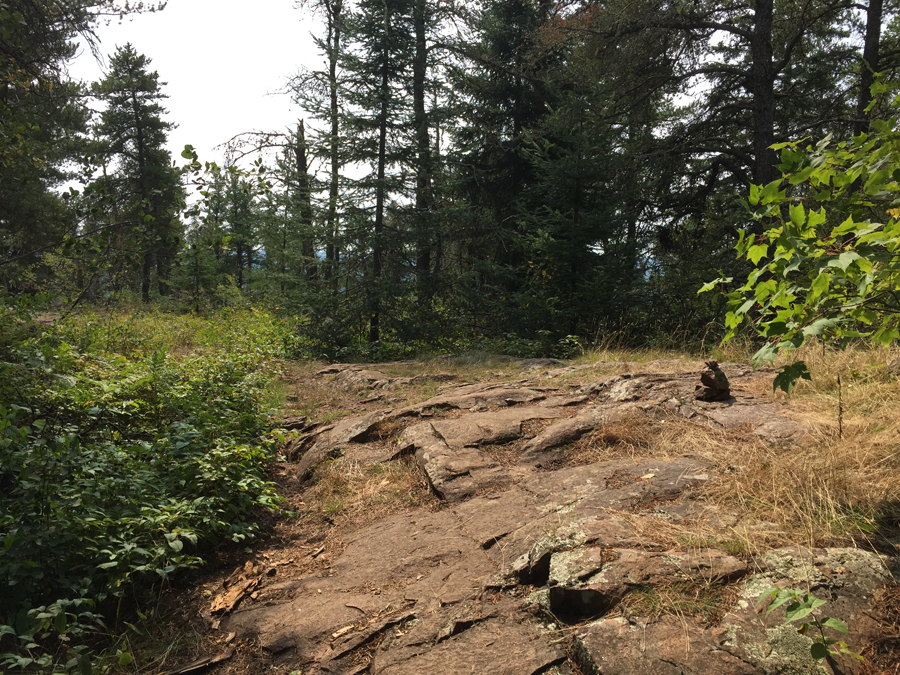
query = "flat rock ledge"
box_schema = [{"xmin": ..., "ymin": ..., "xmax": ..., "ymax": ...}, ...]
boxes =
[{"xmin": 224, "ymin": 364, "xmax": 893, "ymax": 674}]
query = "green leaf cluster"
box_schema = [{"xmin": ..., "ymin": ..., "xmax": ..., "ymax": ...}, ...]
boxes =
[
  {"xmin": 702, "ymin": 103, "xmax": 900, "ymax": 388},
  {"xmin": 759, "ymin": 587, "xmax": 864, "ymax": 664}
]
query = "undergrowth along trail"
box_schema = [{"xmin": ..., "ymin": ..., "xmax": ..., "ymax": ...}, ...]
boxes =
[{"xmin": 0, "ymin": 307, "xmax": 287, "ymax": 673}]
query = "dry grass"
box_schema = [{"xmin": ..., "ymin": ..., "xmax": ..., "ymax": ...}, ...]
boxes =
[
  {"xmin": 565, "ymin": 418, "xmax": 664, "ymax": 464},
  {"xmin": 706, "ymin": 434, "xmax": 900, "ymax": 552},
  {"xmin": 376, "ymin": 352, "xmax": 525, "ymax": 378},
  {"xmin": 275, "ymin": 360, "xmax": 358, "ymax": 424},
  {"xmin": 861, "ymin": 584, "xmax": 900, "ymax": 674},
  {"xmin": 554, "ymin": 342, "xmax": 900, "ymax": 554},
  {"xmin": 617, "ymin": 581, "xmax": 742, "ymax": 627},
  {"xmin": 301, "ymin": 456, "xmax": 440, "ymax": 530},
  {"xmin": 703, "ymin": 352, "xmax": 896, "ymax": 552},
  {"xmin": 539, "ymin": 344, "xmax": 715, "ymax": 388},
  {"xmin": 274, "ymin": 355, "xmax": 533, "ymax": 424},
  {"xmin": 282, "ymin": 342, "xmax": 900, "ymax": 555},
  {"xmin": 577, "ymin": 347, "xmax": 702, "ymax": 366},
  {"xmin": 587, "ymin": 413, "xmax": 899, "ymax": 554},
  {"xmin": 702, "ymin": 343, "xmax": 900, "ymax": 552}
]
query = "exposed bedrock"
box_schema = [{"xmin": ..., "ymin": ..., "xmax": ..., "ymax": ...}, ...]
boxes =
[{"xmin": 227, "ymin": 364, "xmax": 891, "ymax": 674}]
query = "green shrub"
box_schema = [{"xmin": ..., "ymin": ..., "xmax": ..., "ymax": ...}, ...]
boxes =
[{"xmin": 0, "ymin": 305, "xmax": 284, "ymax": 671}]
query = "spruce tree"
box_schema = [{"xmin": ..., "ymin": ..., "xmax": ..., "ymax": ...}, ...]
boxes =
[
  {"xmin": 291, "ymin": 0, "xmax": 346, "ymax": 287},
  {"xmin": 448, "ymin": 0, "xmax": 560, "ymax": 336},
  {"xmin": 341, "ymin": 0, "xmax": 416, "ymax": 342},
  {"xmin": 0, "ymin": 2, "xmax": 165, "ymax": 295},
  {"xmin": 93, "ymin": 43, "xmax": 182, "ymax": 302}
]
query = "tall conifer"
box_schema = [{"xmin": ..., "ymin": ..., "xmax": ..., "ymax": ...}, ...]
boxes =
[{"xmin": 93, "ymin": 44, "xmax": 182, "ymax": 301}]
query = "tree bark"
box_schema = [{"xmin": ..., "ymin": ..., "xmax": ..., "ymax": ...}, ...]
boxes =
[
  {"xmin": 156, "ymin": 244, "xmax": 171, "ymax": 296},
  {"xmin": 325, "ymin": 0, "xmax": 343, "ymax": 286},
  {"xmin": 750, "ymin": 0, "xmax": 777, "ymax": 188},
  {"xmin": 856, "ymin": 0, "xmax": 883, "ymax": 135},
  {"xmin": 370, "ymin": 11, "xmax": 390, "ymax": 344},
  {"xmin": 413, "ymin": 0, "xmax": 433, "ymax": 305},
  {"xmin": 295, "ymin": 121, "xmax": 317, "ymax": 281},
  {"xmin": 132, "ymin": 91, "xmax": 153, "ymax": 303},
  {"xmin": 236, "ymin": 240, "xmax": 244, "ymax": 289}
]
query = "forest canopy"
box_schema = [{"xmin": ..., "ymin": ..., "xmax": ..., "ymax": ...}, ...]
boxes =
[
  {"xmin": 3, "ymin": 0, "xmax": 900, "ymax": 670},
  {"xmin": 3, "ymin": 0, "xmax": 899, "ymax": 358}
]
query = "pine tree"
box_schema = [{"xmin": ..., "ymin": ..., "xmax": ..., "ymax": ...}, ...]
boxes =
[
  {"xmin": 222, "ymin": 168, "xmax": 258, "ymax": 291},
  {"xmin": 448, "ymin": 0, "xmax": 561, "ymax": 336},
  {"xmin": 0, "ymin": 2, "xmax": 165, "ymax": 295},
  {"xmin": 93, "ymin": 43, "xmax": 182, "ymax": 302},
  {"xmin": 257, "ymin": 122, "xmax": 317, "ymax": 299},
  {"xmin": 341, "ymin": 0, "xmax": 416, "ymax": 342}
]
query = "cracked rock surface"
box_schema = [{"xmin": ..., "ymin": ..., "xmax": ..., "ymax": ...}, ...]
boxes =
[{"xmin": 217, "ymin": 361, "xmax": 894, "ymax": 674}]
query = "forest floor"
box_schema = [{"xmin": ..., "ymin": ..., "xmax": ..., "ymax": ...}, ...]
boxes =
[{"xmin": 143, "ymin": 350, "xmax": 900, "ymax": 675}]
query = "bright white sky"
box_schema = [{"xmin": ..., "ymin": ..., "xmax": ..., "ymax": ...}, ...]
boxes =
[{"xmin": 68, "ymin": 0, "xmax": 325, "ymax": 167}]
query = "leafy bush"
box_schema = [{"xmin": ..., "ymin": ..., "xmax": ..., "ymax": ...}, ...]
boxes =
[
  {"xmin": 703, "ymin": 93, "xmax": 900, "ymax": 388},
  {"xmin": 0, "ymin": 306, "xmax": 284, "ymax": 671}
]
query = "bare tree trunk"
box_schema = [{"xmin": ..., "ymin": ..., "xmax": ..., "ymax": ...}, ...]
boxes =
[
  {"xmin": 857, "ymin": 0, "xmax": 883, "ymax": 135},
  {"xmin": 370, "ymin": 18, "xmax": 390, "ymax": 344},
  {"xmin": 750, "ymin": 0, "xmax": 777, "ymax": 189},
  {"xmin": 413, "ymin": 0, "xmax": 432, "ymax": 305}
]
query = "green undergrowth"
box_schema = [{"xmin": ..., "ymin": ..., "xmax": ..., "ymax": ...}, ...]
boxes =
[
  {"xmin": 281, "ymin": 312, "xmax": 592, "ymax": 362},
  {"xmin": 0, "ymin": 304, "xmax": 286, "ymax": 673}
]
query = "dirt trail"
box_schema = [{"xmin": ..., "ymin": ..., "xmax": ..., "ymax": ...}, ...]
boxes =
[{"xmin": 166, "ymin": 358, "xmax": 898, "ymax": 675}]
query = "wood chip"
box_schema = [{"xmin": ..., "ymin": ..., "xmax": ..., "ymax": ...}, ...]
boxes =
[
  {"xmin": 310, "ymin": 546, "xmax": 325, "ymax": 558},
  {"xmin": 224, "ymin": 633, "xmax": 236, "ymax": 644},
  {"xmin": 159, "ymin": 648, "xmax": 234, "ymax": 675},
  {"xmin": 210, "ymin": 577, "xmax": 259, "ymax": 614},
  {"xmin": 223, "ymin": 560, "xmax": 255, "ymax": 588},
  {"xmin": 332, "ymin": 625, "xmax": 355, "ymax": 639}
]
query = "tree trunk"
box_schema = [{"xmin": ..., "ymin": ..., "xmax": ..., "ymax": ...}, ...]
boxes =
[
  {"xmin": 133, "ymin": 94, "xmax": 154, "ymax": 303},
  {"xmin": 325, "ymin": 0, "xmax": 343, "ymax": 286},
  {"xmin": 141, "ymin": 249, "xmax": 153, "ymax": 303},
  {"xmin": 236, "ymin": 241, "xmax": 244, "ymax": 289},
  {"xmin": 281, "ymin": 215, "xmax": 287, "ymax": 294},
  {"xmin": 750, "ymin": 0, "xmax": 777, "ymax": 189},
  {"xmin": 157, "ymin": 246, "xmax": 170, "ymax": 296},
  {"xmin": 413, "ymin": 0, "xmax": 432, "ymax": 305},
  {"xmin": 370, "ymin": 17, "xmax": 390, "ymax": 344},
  {"xmin": 295, "ymin": 121, "xmax": 317, "ymax": 281},
  {"xmin": 857, "ymin": 0, "xmax": 883, "ymax": 135}
]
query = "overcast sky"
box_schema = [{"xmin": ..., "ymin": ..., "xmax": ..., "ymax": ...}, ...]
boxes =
[{"xmin": 68, "ymin": 0, "xmax": 324, "ymax": 166}]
